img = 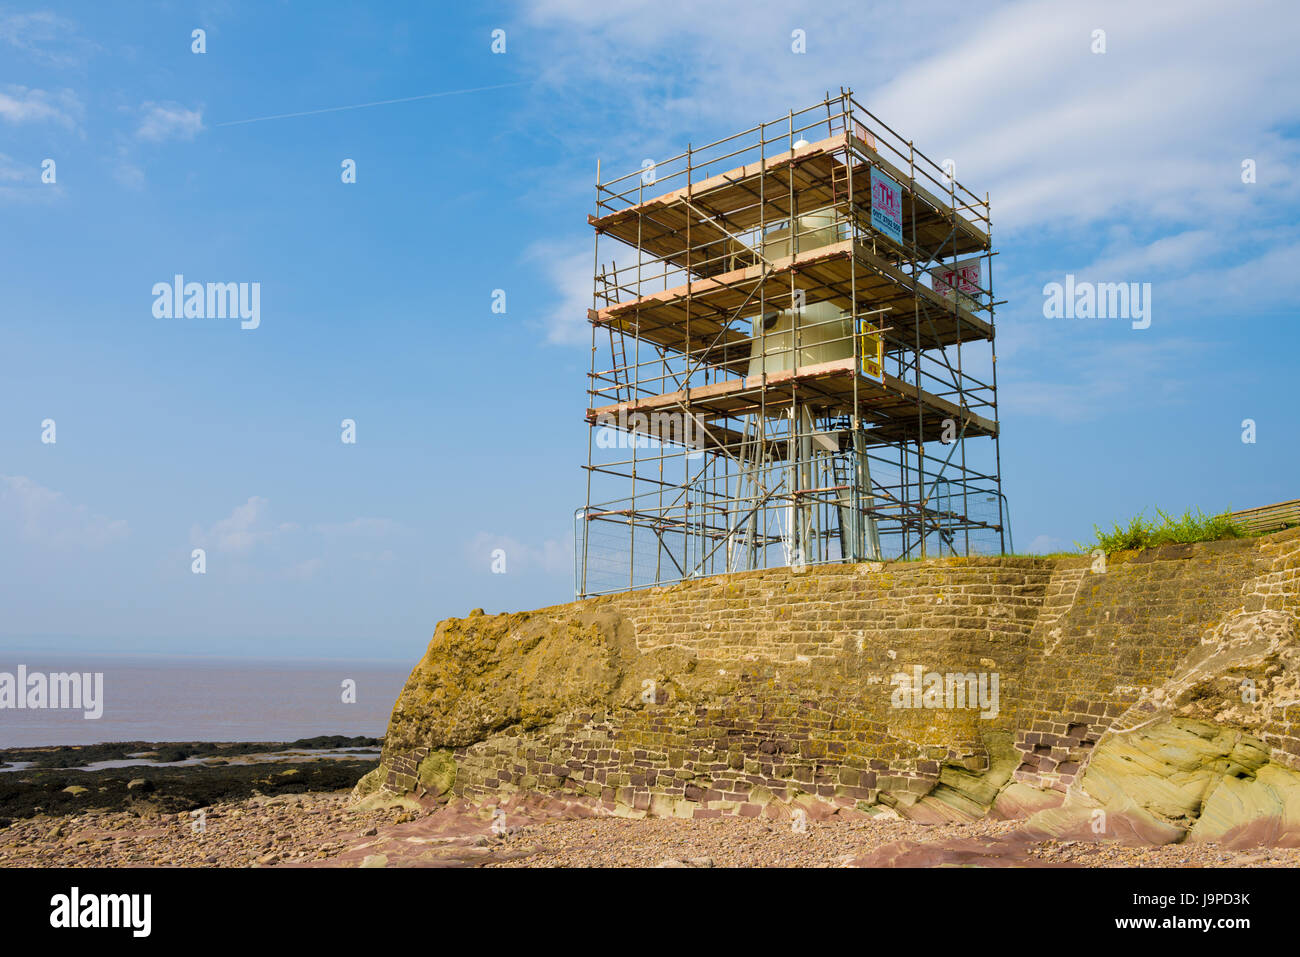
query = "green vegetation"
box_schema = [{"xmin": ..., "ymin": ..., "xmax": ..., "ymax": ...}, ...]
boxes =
[{"xmin": 1080, "ymin": 507, "xmax": 1246, "ymax": 554}]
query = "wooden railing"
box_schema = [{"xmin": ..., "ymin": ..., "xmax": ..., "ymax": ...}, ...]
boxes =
[{"xmin": 1232, "ymin": 499, "xmax": 1300, "ymax": 534}]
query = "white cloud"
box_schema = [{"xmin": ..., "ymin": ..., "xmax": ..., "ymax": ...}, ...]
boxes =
[
  {"xmin": 525, "ymin": 239, "xmax": 592, "ymax": 346},
  {"xmin": 1079, "ymin": 230, "xmax": 1219, "ymax": 282},
  {"xmin": 521, "ymin": 0, "xmax": 1300, "ymax": 345},
  {"xmin": 1158, "ymin": 238, "xmax": 1300, "ymax": 315},
  {"xmin": 0, "ymin": 153, "xmax": 24, "ymax": 182},
  {"xmin": 1001, "ymin": 334, "xmax": 1205, "ymax": 422},
  {"xmin": 0, "ymin": 11, "xmax": 91, "ymax": 67},
  {"xmin": 193, "ymin": 501, "xmax": 409, "ymax": 573},
  {"xmin": 469, "ymin": 531, "xmax": 570, "ymax": 575},
  {"xmin": 520, "ymin": 0, "xmax": 1299, "ymax": 234},
  {"xmin": 314, "ymin": 517, "xmax": 405, "ymax": 538},
  {"xmin": 0, "ymin": 152, "xmax": 52, "ymax": 204},
  {"xmin": 285, "ymin": 557, "xmax": 324, "ymax": 581},
  {"xmin": 137, "ymin": 101, "xmax": 204, "ymax": 142},
  {"xmin": 865, "ymin": 0, "xmax": 1300, "ymax": 234},
  {"xmin": 113, "ymin": 161, "xmax": 145, "ymax": 190},
  {"xmin": 105, "ymin": 143, "xmax": 146, "ymax": 190},
  {"xmin": 192, "ymin": 496, "xmax": 287, "ymax": 552},
  {"xmin": 0, "ymin": 85, "xmax": 82, "ymax": 128},
  {"xmin": 0, "ymin": 475, "xmax": 128, "ymax": 548}
]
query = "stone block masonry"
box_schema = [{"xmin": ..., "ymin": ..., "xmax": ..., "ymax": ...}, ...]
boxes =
[{"xmin": 372, "ymin": 528, "xmax": 1300, "ymax": 838}]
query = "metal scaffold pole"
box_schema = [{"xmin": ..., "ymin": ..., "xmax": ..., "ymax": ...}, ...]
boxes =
[{"xmin": 579, "ymin": 92, "xmax": 1003, "ymax": 594}]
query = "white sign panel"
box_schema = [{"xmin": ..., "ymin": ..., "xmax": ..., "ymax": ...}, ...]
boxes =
[
  {"xmin": 932, "ymin": 258, "xmax": 983, "ymax": 308},
  {"xmin": 870, "ymin": 167, "xmax": 903, "ymax": 244}
]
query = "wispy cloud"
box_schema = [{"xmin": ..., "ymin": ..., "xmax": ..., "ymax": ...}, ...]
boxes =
[
  {"xmin": 190, "ymin": 499, "xmax": 411, "ymax": 584},
  {"xmin": 0, "ymin": 152, "xmax": 25, "ymax": 183},
  {"xmin": 0, "ymin": 85, "xmax": 83, "ymax": 128},
  {"xmin": 522, "ymin": 0, "xmax": 1300, "ymax": 346},
  {"xmin": 0, "ymin": 151, "xmax": 63, "ymax": 204},
  {"xmin": 521, "ymin": 0, "xmax": 1299, "ymax": 234},
  {"xmin": 0, "ymin": 475, "xmax": 129, "ymax": 548},
  {"xmin": 285, "ymin": 557, "xmax": 324, "ymax": 581},
  {"xmin": 865, "ymin": 0, "xmax": 1300, "ymax": 234},
  {"xmin": 1001, "ymin": 335, "xmax": 1207, "ymax": 422},
  {"xmin": 191, "ymin": 496, "xmax": 293, "ymax": 552},
  {"xmin": 0, "ymin": 11, "xmax": 90, "ymax": 67},
  {"xmin": 525, "ymin": 238, "xmax": 591, "ymax": 345},
  {"xmin": 137, "ymin": 101, "xmax": 204, "ymax": 142},
  {"xmin": 314, "ymin": 517, "xmax": 406, "ymax": 538},
  {"xmin": 113, "ymin": 161, "xmax": 145, "ymax": 190},
  {"xmin": 469, "ymin": 531, "xmax": 570, "ymax": 576}
]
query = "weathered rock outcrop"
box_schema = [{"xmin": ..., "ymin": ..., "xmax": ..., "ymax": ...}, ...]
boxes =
[
  {"xmin": 1013, "ymin": 606, "xmax": 1300, "ymax": 845},
  {"xmin": 369, "ymin": 527, "xmax": 1300, "ymax": 846}
]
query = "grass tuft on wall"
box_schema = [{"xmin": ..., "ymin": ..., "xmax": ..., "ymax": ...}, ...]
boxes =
[{"xmin": 1080, "ymin": 507, "xmax": 1246, "ymax": 554}]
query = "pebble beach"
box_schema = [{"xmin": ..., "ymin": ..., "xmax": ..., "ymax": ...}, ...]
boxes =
[{"xmin": 5, "ymin": 788, "xmax": 1298, "ymax": 869}]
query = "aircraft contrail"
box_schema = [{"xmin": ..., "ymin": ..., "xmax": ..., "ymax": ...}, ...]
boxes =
[{"xmin": 214, "ymin": 80, "xmax": 528, "ymax": 127}]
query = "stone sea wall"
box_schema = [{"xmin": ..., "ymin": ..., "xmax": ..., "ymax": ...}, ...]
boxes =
[{"xmin": 367, "ymin": 527, "xmax": 1300, "ymax": 845}]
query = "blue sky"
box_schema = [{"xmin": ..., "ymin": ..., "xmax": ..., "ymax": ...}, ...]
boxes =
[{"xmin": 1, "ymin": 0, "xmax": 1297, "ymax": 662}]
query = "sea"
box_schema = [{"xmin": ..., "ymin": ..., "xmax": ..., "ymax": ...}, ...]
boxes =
[{"xmin": 0, "ymin": 654, "xmax": 412, "ymax": 748}]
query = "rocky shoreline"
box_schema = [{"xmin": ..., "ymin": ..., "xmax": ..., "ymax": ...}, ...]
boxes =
[
  {"xmin": 0, "ymin": 737, "xmax": 380, "ymax": 824},
  {"xmin": 3, "ymin": 736, "xmax": 1296, "ymax": 867},
  {"xmin": 5, "ymin": 786, "xmax": 1299, "ymax": 868}
]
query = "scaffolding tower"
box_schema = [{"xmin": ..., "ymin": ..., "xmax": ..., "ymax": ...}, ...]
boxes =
[{"xmin": 577, "ymin": 89, "xmax": 1007, "ymax": 598}]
